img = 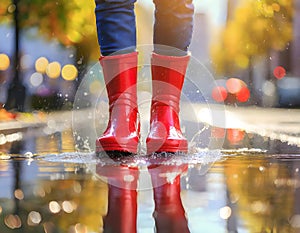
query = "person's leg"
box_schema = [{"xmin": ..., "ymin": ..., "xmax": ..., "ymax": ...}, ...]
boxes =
[
  {"xmin": 94, "ymin": 0, "xmax": 139, "ymax": 154},
  {"xmin": 146, "ymin": 0, "xmax": 194, "ymax": 154},
  {"xmin": 95, "ymin": 0, "xmax": 137, "ymax": 55},
  {"xmin": 153, "ymin": 0, "xmax": 194, "ymax": 56}
]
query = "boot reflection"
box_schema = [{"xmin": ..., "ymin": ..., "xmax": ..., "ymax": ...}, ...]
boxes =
[
  {"xmin": 96, "ymin": 164, "xmax": 139, "ymax": 233},
  {"xmin": 149, "ymin": 165, "xmax": 190, "ymax": 233}
]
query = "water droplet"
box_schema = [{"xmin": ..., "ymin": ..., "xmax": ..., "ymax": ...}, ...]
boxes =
[
  {"xmin": 77, "ymin": 57, "xmax": 83, "ymax": 65},
  {"xmin": 123, "ymin": 175, "xmax": 135, "ymax": 182},
  {"xmin": 24, "ymin": 151, "xmax": 33, "ymax": 158}
]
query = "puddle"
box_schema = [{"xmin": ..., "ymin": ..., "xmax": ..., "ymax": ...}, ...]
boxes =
[
  {"xmin": 0, "ymin": 150, "xmax": 300, "ymax": 232},
  {"xmin": 0, "ymin": 126, "xmax": 300, "ymax": 232}
]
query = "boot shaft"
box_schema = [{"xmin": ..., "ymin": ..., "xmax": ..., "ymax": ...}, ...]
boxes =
[
  {"xmin": 150, "ymin": 52, "xmax": 190, "ymax": 120},
  {"xmin": 100, "ymin": 52, "xmax": 138, "ymax": 106},
  {"xmin": 151, "ymin": 52, "xmax": 190, "ymax": 97}
]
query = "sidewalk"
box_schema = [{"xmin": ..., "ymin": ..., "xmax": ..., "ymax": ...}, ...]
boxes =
[
  {"xmin": 189, "ymin": 104, "xmax": 300, "ymax": 148},
  {"xmin": 1, "ymin": 105, "xmax": 300, "ymax": 148}
]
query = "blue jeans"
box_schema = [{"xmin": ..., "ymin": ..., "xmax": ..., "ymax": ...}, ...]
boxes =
[{"xmin": 95, "ymin": 0, "xmax": 194, "ymax": 56}]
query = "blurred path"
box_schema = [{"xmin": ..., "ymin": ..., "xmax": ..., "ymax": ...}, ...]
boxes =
[
  {"xmin": 1, "ymin": 105, "xmax": 300, "ymax": 147},
  {"xmin": 190, "ymin": 104, "xmax": 300, "ymax": 147}
]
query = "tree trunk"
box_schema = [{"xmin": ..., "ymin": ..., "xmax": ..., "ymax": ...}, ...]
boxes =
[
  {"xmin": 5, "ymin": 0, "xmax": 26, "ymax": 112},
  {"xmin": 291, "ymin": 0, "xmax": 300, "ymax": 77}
]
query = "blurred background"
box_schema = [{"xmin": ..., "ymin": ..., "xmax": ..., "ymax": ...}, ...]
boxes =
[
  {"xmin": 0, "ymin": 0, "xmax": 299, "ymax": 115},
  {"xmin": 1, "ymin": 3, "xmax": 300, "ymax": 232}
]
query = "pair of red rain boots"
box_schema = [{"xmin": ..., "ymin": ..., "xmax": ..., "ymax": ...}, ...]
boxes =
[{"xmin": 96, "ymin": 51, "xmax": 189, "ymax": 155}]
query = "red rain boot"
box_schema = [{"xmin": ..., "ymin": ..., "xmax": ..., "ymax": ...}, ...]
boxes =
[
  {"xmin": 97, "ymin": 165, "xmax": 139, "ymax": 233},
  {"xmin": 149, "ymin": 165, "xmax": 190, "ymax": 233},
  {"xmin": 96, "ymin": 52, "xmax": 140, "ymax": 154},
  {"xmin": 146, "ymin": 53, "xmax": 189, "ymax": 154}
]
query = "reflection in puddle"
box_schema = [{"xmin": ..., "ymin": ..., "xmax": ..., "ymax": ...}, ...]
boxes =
[
  {"xmin": 0, "ymin": 158, "xmax": 107, "ymax": 232},
  {"xmin": 0, "ymin": 152, "xmax": 300, "ymax": 232},
  {"xmin": 223, "ymin": 155, "xmax": 300, "ymax": 233}
]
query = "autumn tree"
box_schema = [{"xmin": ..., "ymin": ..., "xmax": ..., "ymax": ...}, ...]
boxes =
[
  {"xmin": 211, "ymin": 0, "xmax": 293, "ymax": 75},
  {"xmin": 0, "ymin": 0, "xmax": 100, "ymax": 110},
  {"xmin": 0, "ymin": 0, "xmax": 100, "ymax": 64}
]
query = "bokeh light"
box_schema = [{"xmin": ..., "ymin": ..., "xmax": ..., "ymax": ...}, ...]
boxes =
[
  {"xmin": 212, "ymin": 86, "xmax": 227, "ymax": 102},
  {"xmin": 30, "ymin": 72, "xmax": 44, "ymax": 87},
  {"xmin": 62, "ymin": 200, "xmax": 75, "ymax": 213},
  {"xmin": 227, "ymin": 129, "xmax": 245, "ymax": 145},
  {"xmin": 62, "ymin": 64, "xmax": 78, "ymax": 81},
  {"xmin": 21, "ymin": 54, "xmax": 32, "ymax": 69},
  {"xmin": 272, "ymin": 3, "xmax": 281, "ymax": 12},
  {"xmin": 236, "ymin": 86, "xmax": 250, "ymax": 102},
  {"xmin": 273, "ymin": 66, "xmax": 286, "ymax": 79},
  {"xmin": 7, "ymin": 4, "xmax": 16, "ymax": 14},
  {"xmin": 4, "ymin": 214, "xmax": 22, "ymax": 229},
  {"xmin": 46, "ymin": 62, "xmax": 61, "ymax": 79},
  {"xmin": 250, "ymin": 200, "xmax": 268, "ymax": 214},
  {"xmin": 75, "ymin": 223, "xmax": 88, "ymax": 233},
  {"xmin": 27, "ymin": 211, "xmax": 42, "ymax": 226},
  {"xmin": 211, "ymin": 127, "xmax": 226, "ymax": 139},
  {"xmin": 14, "ymin": 189, "xmax": 24, "ymax": 200},
  {"xmin": 89, "ymin": 80, "xmax": 102, "ymax": 95},
  {"xmin": 235, "ymin": 54, "xmax": 249, "ymax": 68},
  {"xmin": 35, "ymin": 57, "xmax": 49, "ymax": 73},
  {"xmin": 262, "ymin": 80, "xmax": 276, "ymax": 96},
  {"xmin": 33, "ymin": 186, "xmax": 46, "ymax": 197},
  {"xmin": 226, "ymin": 78, "xmax": 246, "ymax": 94},
  {"xmin": 0, "ymin": 53, "xmax": 10, "ymax": 71},
  {"xmin": 49, "ymin": 201, "xmax": 61, "ymax": 213},
  {"xmin": 219, "ymin": 206, "xmax": 232, "ymax": 220}
]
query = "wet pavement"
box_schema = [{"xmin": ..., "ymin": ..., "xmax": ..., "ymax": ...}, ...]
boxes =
[{"xmin": 0, "ymin": 106, "xmax": 300, "ymax": 233}]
